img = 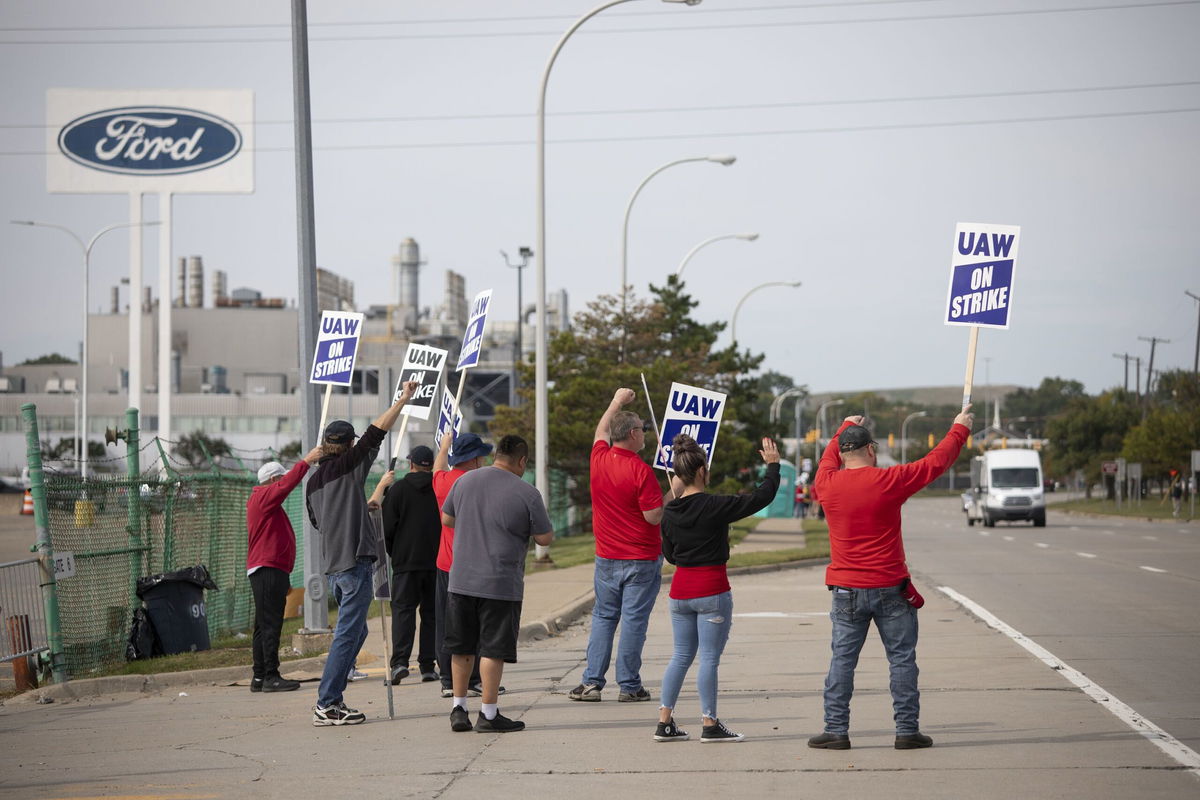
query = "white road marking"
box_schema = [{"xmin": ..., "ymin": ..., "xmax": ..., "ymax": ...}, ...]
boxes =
[
  {"xmin": 1076, "ymin": 552, "xmax": 1097, "ymax": 559},
  {"xmin": 1142, "ymin": 535, "xmax": 1159, "ymax": 541},
  {"xmin": 1003, "ymin": 535, "xmax": 1014, "ymax": 542},
  {"xmin": 1069, "ymin": 526, "xmax": 1080, "ymax": 531},
  {"xmin": 1036, "ymin": 542, "xmax": 1050, "ymax": 548},
  {"xmin": 1101, "ymin": 530, "xmax": 1116, "ymax": 536},
  {"xmin": 1140, "ymin": 566, "xmax": 1167, "ymax": 574},
  {"xmin": 938, "ymin": 586, "xmax": 1200, "ymax": 775},
  {"xmin": 979, "ymin": 531, "xmax": 990, "ymax": 537}
]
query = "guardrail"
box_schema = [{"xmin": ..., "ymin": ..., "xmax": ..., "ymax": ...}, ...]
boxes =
[{"xmin": 0, "ymin": 557, "xmax": 50, "ymax": 667}]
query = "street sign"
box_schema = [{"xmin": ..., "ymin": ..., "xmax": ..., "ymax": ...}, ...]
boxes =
[
  {"xmin": 394, "ymin": 343, "xmax": 447, "ymax": 421},
  {"xmin": 309, "ymin": 311, "xmax": 364, "ymax": 386},
  {"xmin": 456, "ymin": 289, "xmax": 493, "ymax": 371},
  {"xmin": 653, "ymin": 382, "xmax": 727, "ymax": 471},
  {"xmin": 53, "ymin": 551, "xmax": 76, "ymax": 580},
  {"xmin": 1101, "ymin": 461, "xmax": 1119, "ymax": 475},
  {"xmin": 945, "ymin": 222, "xmax": 1020, "ymax": 329},
  {"xmin": 1192, "ymin": 450, "xmax": 1200, "ymax": 473}
]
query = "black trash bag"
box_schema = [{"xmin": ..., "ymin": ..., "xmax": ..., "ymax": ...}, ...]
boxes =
[
  {"xmin": 135, "ymin": 565, "xmax": 219, "ymax": 656},
  {"xmin": 126, "ymin": 607, "xmax": 162, "ymax": 661},
  {"xmin": 135, "ymin": 564, "xmax": 219, "ymax": 598}
]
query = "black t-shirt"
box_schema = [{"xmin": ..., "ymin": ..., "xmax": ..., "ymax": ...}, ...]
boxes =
[{"xmin": 662, "ymin": 464, "xmax": 781, "ymax": 567}]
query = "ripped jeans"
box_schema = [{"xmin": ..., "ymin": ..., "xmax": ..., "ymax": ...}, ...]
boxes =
[{"xmin": 659, "ymin": 591, "xmax": 733, "ymax": 720}]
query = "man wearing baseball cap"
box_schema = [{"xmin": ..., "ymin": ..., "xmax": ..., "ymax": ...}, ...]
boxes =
[
  {"xmin": 431, "ymin": 429, "xmax": 493, "ymax": 698},
  {"xmin": 305, "ymin": 380, "xmax": 417, "ymax": 727},
  {"xmin": 246, "ymin": 446, "xmax": 322, "ymax": 694},
  {"xmin": 808, "ymin": 405, "xmax": 974, "ymax": 752},
  {"xmin": 367, "ymin": 445, "xmax": 441, "ymax": 683}
]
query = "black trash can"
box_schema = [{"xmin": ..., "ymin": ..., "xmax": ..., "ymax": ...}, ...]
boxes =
[{"xmin": 135, "ymin": 565, "xmax": 219, "ymax": 655}]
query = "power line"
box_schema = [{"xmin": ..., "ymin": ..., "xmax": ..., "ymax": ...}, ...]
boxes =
[
  {"xmin": 1, "ymin": 80, "xmax": 1195, "ymax": 130},
  {"xmin": 1, "ymin": 1, "xmax": 1195, "ymax": 45},
  {"xmin": 2, "ymin": 104, "xmax": 1195, "ymax": 157}
]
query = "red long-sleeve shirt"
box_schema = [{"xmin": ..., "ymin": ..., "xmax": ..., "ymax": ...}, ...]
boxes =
[
  {"xmin": 247, "ymin": 460, "xmax": 310, "ymax": 574},
  {"xmin": 814, "ymin": 420, "xmax": 968, "ymax": 588}
]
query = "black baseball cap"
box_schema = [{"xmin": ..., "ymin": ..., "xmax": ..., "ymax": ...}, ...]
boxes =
[
  {"xmin": 838, "ymin": 425, "xmax": 876, "ymax": 453},
  {"xmin": 408, "ymin": 445, "xmax": 434, "ymax": 467},
  {"xmin": 323, "ymin": 420, "xmax": 356, "ymax": 445}
]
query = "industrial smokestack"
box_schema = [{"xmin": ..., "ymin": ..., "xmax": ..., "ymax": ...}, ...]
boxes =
[
  {"xmin": 176, "ymin": 257, "xmax": 187, "ymax": 307},
  {"xmin": 393, "ymin": 238, "xmax": 421, "ymax": 334},
  {"xmin": 211, "ymin": 269, "xmax": 227, "ymax": 306},
  {"xmin": 187, "ymin": 256, "xmax": 204, "ymax": 308},
  {"xmin": 111, "ymin": 286, "xmax": 120, "ymax": 314}
]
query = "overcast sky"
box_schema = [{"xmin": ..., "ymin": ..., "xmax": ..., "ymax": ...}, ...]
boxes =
[{"xmin": 1, "ymin": 0, "xmax": 1197, "ymax": 397}]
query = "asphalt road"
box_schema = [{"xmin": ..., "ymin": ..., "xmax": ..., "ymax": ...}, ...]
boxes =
[{"xmin": 903, "ymin": 496, "xmax": 1200, "ymax": 753}]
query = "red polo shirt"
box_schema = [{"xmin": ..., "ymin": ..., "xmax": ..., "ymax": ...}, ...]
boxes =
[
  {"xmin": 589, "ymin": 440, "xmax": 662, "ymax": 560},
  {"xmin": 433, "ymin": 467, "xmax": 467, "ymax": 572}
]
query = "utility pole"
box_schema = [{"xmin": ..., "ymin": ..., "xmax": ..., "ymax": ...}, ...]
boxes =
[
  {"xmin": 1186, "ymin": 290, "xmax": 1200, "ymax": 375},
  {"xmin": 500, "ymin": 247, "xmax": 533, "ymax": 406},
  {"xmin": 1135, "ymin": 356, "xmax": 1142, "ymax": 401},
  {"xmin": 1138, "ymin": 336, "xmax": 1169, "ymax": 416},
  {"xmin": 1112, "ymin": 353, "xmax": 1131, "ymax": 392}
]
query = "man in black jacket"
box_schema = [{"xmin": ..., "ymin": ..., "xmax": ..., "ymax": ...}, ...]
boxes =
[{"xmin": 372, "ymin": 445, "xmax": 441, "ymax": 684}]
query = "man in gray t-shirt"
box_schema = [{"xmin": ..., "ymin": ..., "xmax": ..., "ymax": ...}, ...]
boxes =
[{"xmin": 440, "ymin": 435, "xmax": 553, "ymax": 733}]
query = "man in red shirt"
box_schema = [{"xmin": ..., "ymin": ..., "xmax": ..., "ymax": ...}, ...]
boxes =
[
  {"xmin": 432, "ymin": 430, "xmax": 493, "ymax": 698},
  {"xmin": 569, "ymin": 388, "xmax": 664, "ymax": 703},
  {"xmin": 246, "ymin": 446, "xmax": 321, "ymax": 693},
  {"xmin": 808, "ymin": 406, "xmax": 973, "ymax": 751}
]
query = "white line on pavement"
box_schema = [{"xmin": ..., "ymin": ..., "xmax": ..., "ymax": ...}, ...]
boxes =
[
  {"xmin": 1076, "ymin": 552, "xmax": 1097, "ymax": 559},
  {"xmin": 1070, "ymin": 526, "xmax": 1080, "ymax": 531},
  {"xmin": 1003, "ymin": 535, "xmax": 1014, "ymax": 542},
  {"xmin": 938, "ymin": 585, "xmax": 1200, "ymax": 775},
  {"xmin": 1036, "ymin": 543, "xmax": 1050, "ymax": 548},
  {"xmin": 1140, "ymin": 566, "xmax": 1167, "ymax": 574},
  {"xmin": 979, "ymin": 531, "xmax": 990, "ymax": 536},
  {"xmin": 1142, "ymin": 535, "xmax": 1159, "ymax": 541}
]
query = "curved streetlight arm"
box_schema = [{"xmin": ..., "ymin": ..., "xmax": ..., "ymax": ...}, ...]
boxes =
[
  {"xmin": 769, "ymin": 386, "xmax": 806, "ymax": 423},
  {"xmin": 900, "ymin": 410, "xmax": 928, "ymax": 464},
  {"xmin": 731, "ymin": 280, "xmax": 801, "ymax": 344},
  {"xmin": 676, "ymin": 232, "xmax": 759, "ymax": 277}
]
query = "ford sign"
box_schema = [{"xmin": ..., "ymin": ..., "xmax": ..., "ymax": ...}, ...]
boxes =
[{"xmin": 58, "ymin": 106, "xmax": 242, "ymax": 176}]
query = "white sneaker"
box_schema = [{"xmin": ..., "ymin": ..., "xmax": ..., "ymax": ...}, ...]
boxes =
[{"xmin": 347, "ymin": 668, "xmax": 369, "ymax": 682}]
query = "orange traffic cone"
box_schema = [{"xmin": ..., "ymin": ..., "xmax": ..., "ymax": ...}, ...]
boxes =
[{"xmin": 21, "ymin": 489, "xmax": 34, "ymax": 515}]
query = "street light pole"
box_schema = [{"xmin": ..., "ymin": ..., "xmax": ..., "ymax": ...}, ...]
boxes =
[
  {"xmin": 731, "ymin": 280, "xmax": 801, "ymax": 344},
  {"xmin": 535, "ymin": 0, "xmax": 702, "ymax": 554},
  {"xmin": 501, "ymin": 247, "xmax": 532, "ymax": 405},
  {"xmin": 675, "ymin": 232, "xmax": 758, "ymax": 277},
  {"xmin": 12, "ymin": 219, "xmax": 160, "ymax": 479},
  {"xmin": 900, "ymin": 410, "xmax": 928, "ymax": 464},
  {"xmin": 816, "ymin": 398, "xmax": 845, "ymax": 450}
]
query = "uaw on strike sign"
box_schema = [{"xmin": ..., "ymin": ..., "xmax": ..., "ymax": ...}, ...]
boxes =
[
  {"xmin": 393, "ymin": 343, "xmax": 448, "ymax": 420},
  {"xmin": 945, "ymin": 223, "xmax": 1020, "ymax": 328},
  {"xmin": 310, "ymin": 311, "xmax": 364, "ymax": 385},
  {"xmin": 653, "ymin": 382, "xmax": 727, "ymax": 471},
  {"xmin": 456, "ymin": 289, "xmax": 493, "ymax": 371}
]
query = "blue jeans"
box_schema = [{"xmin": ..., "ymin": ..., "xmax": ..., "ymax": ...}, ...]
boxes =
[
  {"xmin": 582, "ymin": 557, "xmax": 662, "ymax": 692},
  {"xmin": 659, "ymin": 591, "xmax": 733, "ymax": 719},
  {"xmin": 317, "ymin": 558, "xmax": 375, "ymax": 708},
  {"xmin": 822, "ymin": 585, "xmax": 920, "ymax": 735}
]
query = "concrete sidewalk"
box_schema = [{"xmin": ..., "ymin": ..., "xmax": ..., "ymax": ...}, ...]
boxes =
[{"xmin": 8, "ymin": 516, "xmax": 810, "ymax": 701}]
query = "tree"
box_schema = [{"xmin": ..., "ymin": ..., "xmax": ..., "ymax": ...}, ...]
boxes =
[
  {"xmin": 1045, "ymin": 390, "xmax": 1139, "ymax": 496},
  {"xmin": 490, "ymin": 277, "xmax": 774, "ymax": 517},
  {"xmin": 277, "ymin": 440, "xmax": 302, "ymax": 461},
  {"xmin": 1121, "ymin": 370, "xmax": 1200, "ymax": 480},
  {"xmin": 20, "ymin": 353, "xmax": 76, "ymax": 365},
  {"xmin": 1003, "ymin": 377, "xmax": 1087, "ymax": 437},
  {"xmin": 173, "ymin": 431, "xmax": 233, "ymax": 469},
  {"xmin": 43, "ymin": 437, "xmax": 105, "ymax": 461}
]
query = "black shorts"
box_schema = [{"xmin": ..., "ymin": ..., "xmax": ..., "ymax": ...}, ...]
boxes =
[{"xmin": 443, "ymin": 592, "xmax": 522, "ymax": 663}]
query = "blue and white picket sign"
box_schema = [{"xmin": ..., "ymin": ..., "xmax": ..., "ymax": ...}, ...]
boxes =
[
  {"xmin": 456, "ymin": 289, "xmax": 493, "ymax": 371},
  {"xmin": 394, "ymin": 343, "xmax": 448, "ymax": 421},
  {"xmin": 433, "ymin": 387, "xmax": 464, "ymax": 452},
  {"xmin": 653, "ymin": 382, "xmax": 728, "ymax": 471},
  {"xmin": 310, "ymin": 311, "xmax": 365, "ymax": 386},
  {"xmin": 944, "ymin": 222, "xmax": 1020, "ymax": 329}
]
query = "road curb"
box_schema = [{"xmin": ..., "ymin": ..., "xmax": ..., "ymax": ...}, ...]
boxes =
[{"xmin": 1053, "ymin": 508, "xmax": 1197, "ymax": 525}]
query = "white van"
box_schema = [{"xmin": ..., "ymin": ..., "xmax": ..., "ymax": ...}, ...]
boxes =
[{"xmin": 966, "ymin": 449, "xmax": 1045, "ymax": 527}]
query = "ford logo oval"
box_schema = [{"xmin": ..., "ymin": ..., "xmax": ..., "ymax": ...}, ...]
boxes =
[{"xmin": 58, "ymin": 106, "xmax": 242, "ymax": 176}]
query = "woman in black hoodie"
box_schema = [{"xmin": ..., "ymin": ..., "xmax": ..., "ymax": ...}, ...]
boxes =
[{"xmin": 654, "ymin": 434, "xmax": 780, "ymax": 744}]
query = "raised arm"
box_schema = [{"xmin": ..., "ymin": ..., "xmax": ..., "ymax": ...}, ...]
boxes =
[
  {"xmin": 372, "ymin": 380, "xmax": 418, "ymax": 433},
  {"xmin": 890, "ymin": 406, "xmax": 974, "ymax": 496},
  {"xmin": 433, "ymin": 424, "xmax": 453, "ymax": 473},
  {"xmin": 594, "ymin": 387, "xmax": 636, "ymax": 444}
]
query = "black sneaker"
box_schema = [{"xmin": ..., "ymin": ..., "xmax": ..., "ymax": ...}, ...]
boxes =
[
  {"xmin": 474, "ymin": 711, "xmax": 525, "ymax": 733},
  {"xmin": 262, "ymin": 675, "xmax": 300, "ymax": 693},
  {"xmin": 895, "ymin": 732, "xmax": 933, "ymax": 749},
  {"xmin": 390, "ymin": 667, "xmax": 410, "ymax": 684},
  {"xmin": 450, "ymin": 706, "xmax": 473, "ymax": 732},
  {"xmin": 807, "ymin": 732, "xmax": 851, "ymax": 750},
  {"xmin": 250, "ymin": 677, "xmax": 263, "ymax": 694},
  {"xmin": 653, "ymin": 718, "xmax": 690, "ymax": 742},
  {"xmin": 468, "ymin": 682, "xmax": 505, "ymax": 697},
  {"xmin": 700, "ymin": 719, "xmax": 744, "ymax": 743},
  {"xmin": 567, "ymin": 683, "xmax": 601, "ymax": 702},
  {"xmin": 618, "ymin": 687, "xmax": 652, "ymax": 703},
  {"xmin": 312, "ymin": 702, "xmax": 366, "ymax": 727},
  {"xmin": 420, "ymin": 669, "xmax": 439, "ymax": 683}
]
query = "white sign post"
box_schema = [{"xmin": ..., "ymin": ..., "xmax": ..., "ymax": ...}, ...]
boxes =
[
  {"xmin": 653, "ymin": 382, "xmax": 728, "ymax": 471},
  {"xmin": 944, "ymin": 222, "xmax": 1021, "ymax": 410},
  {"xmin": 388, "ymin": 343, "xmax": 449, "ymax": 468},
  {"xmin": 309, "ymin": 311, "xmax": 365, "ymax": 440}
]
